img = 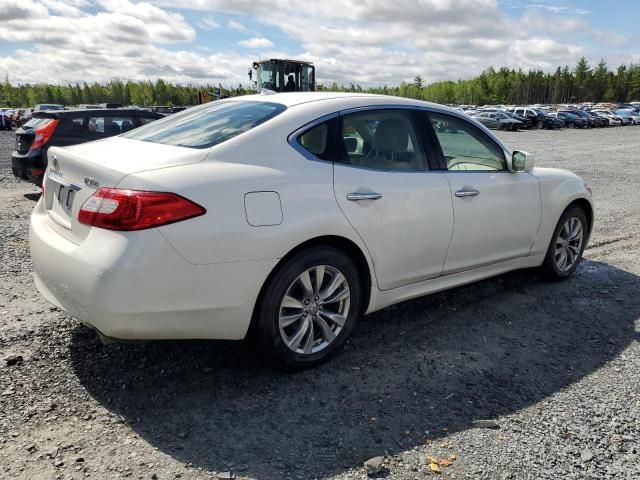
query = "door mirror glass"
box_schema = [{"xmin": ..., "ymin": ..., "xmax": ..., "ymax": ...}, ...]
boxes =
[{"xmin": 512, "ymin": 150, "xmax": 534, "ymax": 172}]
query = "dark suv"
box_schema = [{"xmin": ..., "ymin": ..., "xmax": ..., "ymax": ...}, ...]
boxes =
[{"xmin": 12, "ymin": 108, "xmax": 163, "ymax": 186}]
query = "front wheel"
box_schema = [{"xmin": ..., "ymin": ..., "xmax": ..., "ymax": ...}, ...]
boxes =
[
  {"xmin": 537, "ymin": 120, "xmax": 544, "ymax": 129},
  {"xmin": 540, "ymin": 206, "xmax": 588, "ymax": 280},
  {"xmin": 255, "ymin": 246, "xmax": 363, "ymax": 369}
]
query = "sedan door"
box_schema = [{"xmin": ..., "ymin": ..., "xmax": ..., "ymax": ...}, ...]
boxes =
[
  {"xmin": 426, "ymin": 111, "xmax": 542, "ymax": 274},
  {"xmin": 331, "ymin": 108, "xmax": 454, "ymax": 291}
]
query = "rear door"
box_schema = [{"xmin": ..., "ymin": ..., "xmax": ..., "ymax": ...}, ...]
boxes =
[
  {"xmin": 426, "ymin": 111, "xmax": 541, "ymax": 274},
  {"xmin": 331, "ymin": 108, "xmax": 454, "ymax": 290}
]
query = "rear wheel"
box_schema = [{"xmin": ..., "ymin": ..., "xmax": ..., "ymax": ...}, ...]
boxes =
[
  {"xmin": 541, "ymin": 206, "xmax": 588, "ymax": 280},
  {"xmin": 256, "ymin": 246, "xmax": 362, "ymax": 369},
  {"xmin": 537, "ymin": 120, "xmax": 544, "ymax": 129}
]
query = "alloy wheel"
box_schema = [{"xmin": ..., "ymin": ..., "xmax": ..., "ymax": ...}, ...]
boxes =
[
  {"xmin": 278, "ymin": 265, "xmax": 351, "ymax": 355},
  {"xmin": 554, "ymin": 217, "xmax": 584, "ymax": 272}
]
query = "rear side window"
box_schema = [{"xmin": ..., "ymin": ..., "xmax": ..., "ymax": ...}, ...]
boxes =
[
  {"xmin": 122, "ymin": 101, "xmax": 286, "ymax": 149},
  {"xmin": 295, "ymin": 119, "xmax": 336, "ymax": 161},
  {"xmin": 88, "ymin": 116, "xmax": 138, "ymax": 136}
]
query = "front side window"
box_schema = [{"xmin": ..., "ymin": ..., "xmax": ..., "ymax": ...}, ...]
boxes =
[
  {"xmin": 429, "ymin": 112, "xmax": 506, "ymax": 171},
  {"xmin": 338, "ymin": 110, "xmax": 428, "ymax": 171},
  {"xmin": 122, "ymin": 101, "xmax": 286, "ymax": 149}
]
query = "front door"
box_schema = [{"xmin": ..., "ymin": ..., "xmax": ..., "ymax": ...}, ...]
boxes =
[
  {"xmin": 332, "ymin": 108, "xmax": 454, "ymax": 291},
  {"xmin": 426, "ymin": 111, "xmax": 542, "ymax": 274}
]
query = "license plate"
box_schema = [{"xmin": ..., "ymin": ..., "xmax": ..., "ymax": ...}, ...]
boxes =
[{"xmin": 55, "ymin": 183, "xmax": 77, "ymax": 213}]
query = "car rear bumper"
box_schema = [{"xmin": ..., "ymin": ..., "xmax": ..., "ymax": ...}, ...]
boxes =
[
  {"xmin": 30, "ymin": 200, "xmax": 278, "ymax": 340},
  {"xmin": 12, "ymin": 149, "xmax": 45, "ymax": 186}
]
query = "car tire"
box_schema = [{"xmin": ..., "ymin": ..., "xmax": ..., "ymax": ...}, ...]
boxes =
[
  {"xmin": 568, "ymin": 122, "xmax": 575, "ymax": 129},
  {"xmin": 540, "ymin": 206, "xmax": 588, "ymax": 281},
  {"xmin": 255, "ymin": 246, "xmax": 363, "ymax": 369},
  {"xmin": 537, "ymin": 120, "xmax": 544, "ymax": 129}
]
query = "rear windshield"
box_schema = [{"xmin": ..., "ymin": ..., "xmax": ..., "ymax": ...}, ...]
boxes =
[
  {"xmin": 22, "ymin": 118, "xmax": 52, "ymax": 129},
  {"xmin": 122, "ymin": 100, "xmax": 286, "ymax": 149}
]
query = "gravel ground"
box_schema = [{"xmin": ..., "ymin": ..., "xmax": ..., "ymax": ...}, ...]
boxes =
[{"xmin": 0, "ymin": 126, "xmax": 639, "ymax": 480}]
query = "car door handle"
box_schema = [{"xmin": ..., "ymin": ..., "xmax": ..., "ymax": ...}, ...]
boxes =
[
  {"xmin": 455, "ymin": 189, "xmax": 480, "ymax": 198},
  {"xmin": 347, "ymin": 192, "xmax": 383, "ymax": 201}
]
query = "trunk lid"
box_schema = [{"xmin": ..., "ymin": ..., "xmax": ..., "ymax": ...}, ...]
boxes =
[{"xmin": 42, "ymin": 136, "xmax": 209, "ymax": 245}]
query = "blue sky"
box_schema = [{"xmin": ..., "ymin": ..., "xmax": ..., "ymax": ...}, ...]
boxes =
[{"xmin": 0, "ymin": 0, "xmax": 638, "ymax": 87}]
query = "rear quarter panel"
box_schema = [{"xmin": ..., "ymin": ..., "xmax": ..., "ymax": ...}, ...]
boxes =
[{"xmin": 115, "ymin": 106, "xmax": 373, "ymax": 269}]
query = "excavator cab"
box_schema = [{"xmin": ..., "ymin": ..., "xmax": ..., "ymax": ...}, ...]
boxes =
[{"xmin": 249, "ymin": 59, "xmax": 315, "ymax": 92}]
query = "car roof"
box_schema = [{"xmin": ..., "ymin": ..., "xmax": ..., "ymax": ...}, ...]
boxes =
[
  {"xmin": 33, "ymin": 108, "xmax": 161, "ymax": 118},
  {"xmin": 224, "ymin": 92, "xmax": 444, "ymax": 110}
]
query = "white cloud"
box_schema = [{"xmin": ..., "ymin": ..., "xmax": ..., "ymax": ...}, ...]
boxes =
[
  {"xmin": 238, "ymin": 37, "xmax": 273, "ymax": 49},
  {"xmin": 227, "ymin": 19, "xmax": 246, "ymax": 32},
  {"xmin": 198, "ymin": 16, "xmax": 220, "ymax": 30},
  {"xmin": 0, "ymin": 0, "xmax": 636, "ymax": 89}
]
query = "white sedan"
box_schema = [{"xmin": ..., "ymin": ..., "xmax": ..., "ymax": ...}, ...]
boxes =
[{"xmin": 30, "ymin": 93, "xmax": 593, "ymax": 368}]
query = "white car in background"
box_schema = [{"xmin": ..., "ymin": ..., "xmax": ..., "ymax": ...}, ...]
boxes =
[{"xmin": 30, "ymin": 93, "xmax": 593, "ymax": 368}]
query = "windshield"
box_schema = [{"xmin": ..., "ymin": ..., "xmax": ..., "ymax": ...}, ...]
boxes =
[
  {"xmin": 22, "ymin": 118, "xmax": 51, "ymax": 129},
  {"xmin": 257, "ymin": 63, "xmax": 280, "ymax": 91},
  {"xmin": 616, "ymin": 110, "xmax": 630, "ymax": 116},
  {"xmin": 122, "ymin": 100, "xmax": 286, "ymax": 149}
]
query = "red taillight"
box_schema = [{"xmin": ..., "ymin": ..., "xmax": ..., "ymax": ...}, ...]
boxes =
[
  {"xmin": 31, "ymin": 119, "xmax": 59, "ymax": 150},
  {"xmin": 78, "ymin": 188, "xmax": 206, "ymax": 231}
]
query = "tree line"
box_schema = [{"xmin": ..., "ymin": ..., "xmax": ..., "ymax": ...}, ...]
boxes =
[
  {"xmin": 0, "ymin": 78, "xmax": 254, "ymax": 108},
  {"xmin": 329, "ymin": 58, "xmax": 640, "ymax": 105},
  {"xmin": 1, "ymin": 58, "xmax": 639, "ymax": 108}
]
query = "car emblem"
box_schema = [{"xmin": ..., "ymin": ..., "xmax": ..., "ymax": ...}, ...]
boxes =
[
  {"xmin": 51, "ymin": 156, "xmax": 59, "ymax": 169},
  {"xmin": 84, "ymin": 177, "xmax": 99, "ymax": 188}
]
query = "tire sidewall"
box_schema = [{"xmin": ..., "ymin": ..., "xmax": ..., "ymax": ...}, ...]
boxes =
[
  {"xmin": 543, "ymin": 207, "xmax": 588, "ymax": 279},
  {"xmin": 257, "ymin": 247, "xmax": 362, "ymax": 369}
]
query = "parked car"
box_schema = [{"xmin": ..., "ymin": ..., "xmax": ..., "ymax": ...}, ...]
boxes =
[
  {"xmin": 29, "ymin": 93, "xmax": 593, "ymax": 368},
  {"xmin": 585, "ymin": 111, "xmax": 612, "ymax": 126},
  {"xmin": 563, "ymin": 109, "xmax": 605, "ymax": 128},
  {"xmin": 593, "ymin": 109, "xmax": 627, "ymax": 126},
  {"xmin": 34, "ymin": 104, "xmax": 65, "ymax": 112},
  {"xmin": 12, "ymin": 108, "xmax": 32, "ymax": 127},
  {"xmin": 626, "ymin": 110, "xmax": 640, "ymax": 124},
  {"xmin": 12, "ymin": 108, "xmax": 163, "ymax": 186},
  {"xmin": 472, "ymin": 111, "xmax": 522, "ymax": 130},
  {"xmin": 509, "ymin": 107, "xmax": 558, "ymax": 129},
  {"xmin": 615, "ymin": 110, "xmax": 640, "ymax": 125},
  {"xmin": 99, "ymin": 103, "xmax": 123, "ymax": 109},
  {"xmin": 503, "ymin": 111, "xmax": 532, "ymax": 128},
  {"xmin": 548, "ymin": 112, "xmax": 587, "ymax": 129},
  {"xmin": 0, "ymin": 110, "xmax": 12, "ymax": 130}
]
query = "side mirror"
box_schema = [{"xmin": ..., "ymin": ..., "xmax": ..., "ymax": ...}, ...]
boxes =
[{"xmin": 511, "ymin": 150, "xmax": 534, "ymax": 172}]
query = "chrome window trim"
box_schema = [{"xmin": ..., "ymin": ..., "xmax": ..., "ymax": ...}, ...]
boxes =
[
  {"xmin": 287, "ymin": 112, "xmax": 338, "ymax": 164},
  {"xmin": 287, "ymin": 101, "xmax": 513, "ymax": 170}
]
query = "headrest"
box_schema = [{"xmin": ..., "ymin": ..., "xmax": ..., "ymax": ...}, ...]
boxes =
[{"xmin": 373, "ymin": 119, "xmax": 408, "ymax": 153}]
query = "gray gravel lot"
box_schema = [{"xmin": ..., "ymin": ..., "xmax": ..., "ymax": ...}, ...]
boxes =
[{"xmin": 0, "ymin": 126, "xmax": 639, "ymax": 480}]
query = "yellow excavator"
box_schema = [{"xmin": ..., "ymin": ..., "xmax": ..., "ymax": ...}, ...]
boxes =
[
  {"xmin": 249, "ymin": 59, "xmax": 316, "ymax": 92},
  {"xmin": 199, "ymin": 58, "xmax": 316, "ymax": 104}
]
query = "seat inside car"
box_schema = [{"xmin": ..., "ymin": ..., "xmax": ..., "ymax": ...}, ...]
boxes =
[
  {"xmin": 104, "ymin": 119, "xmax": 121, "ymax": 135},
  {"xmin": 366, "ymin": 119, "xmax": 415, "ymax": 170},
  {"xmin": 120, "ymin": 119, "xmax": 134, "ymax": 132}
]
